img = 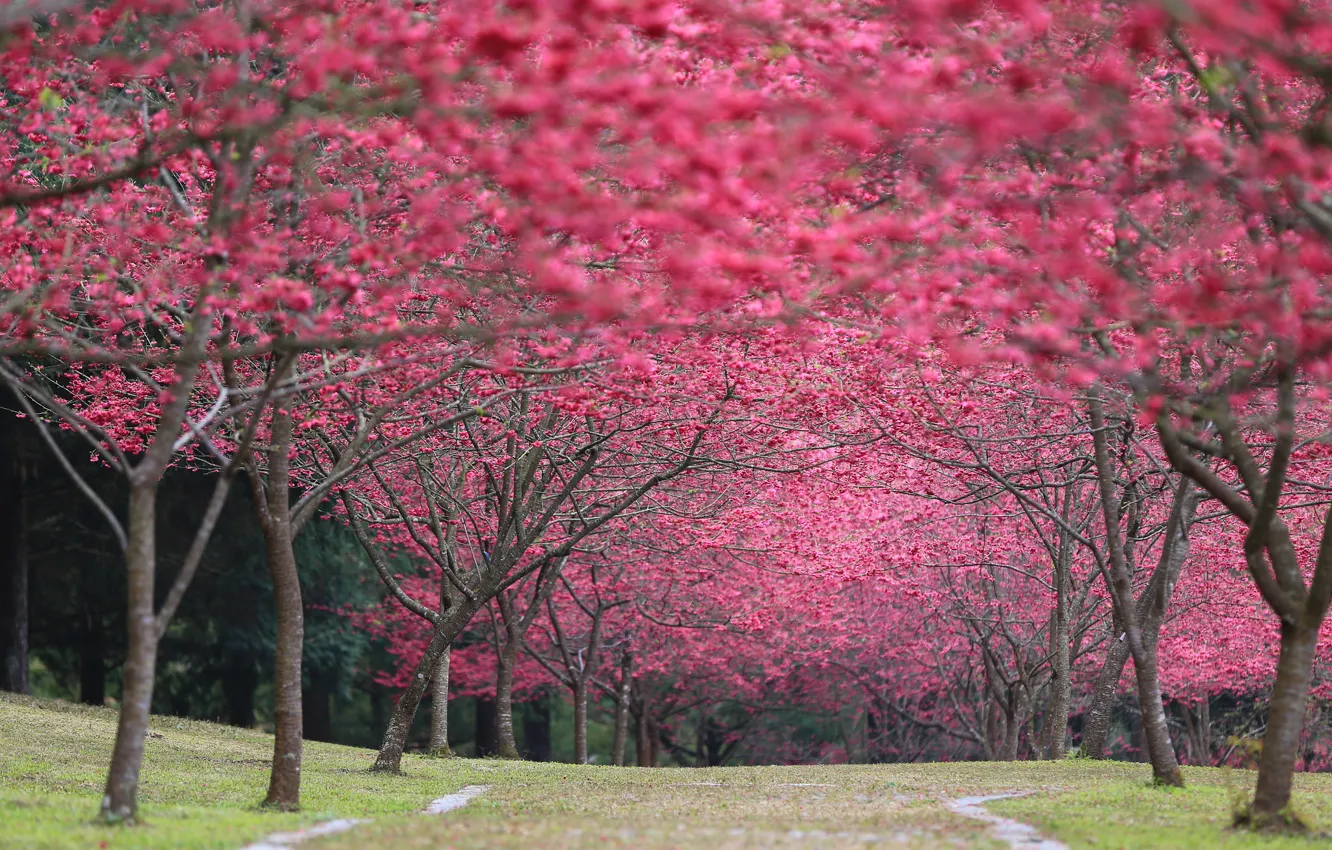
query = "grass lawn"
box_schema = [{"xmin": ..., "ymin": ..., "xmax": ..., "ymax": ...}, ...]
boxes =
[{"xmin": 5, "ymin": 693, "xmax": 1332, "ymax": 849}]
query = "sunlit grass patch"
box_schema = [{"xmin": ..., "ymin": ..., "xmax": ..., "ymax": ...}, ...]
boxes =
[{"xmin": 990, "ymin": 765, "xmax": 1332, "ymax": 849}]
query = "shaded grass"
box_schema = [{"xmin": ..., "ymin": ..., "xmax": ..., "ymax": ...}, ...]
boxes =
[{"xmin": 6, "ymin": 693, "xmax": 1332, "ymax": 849}]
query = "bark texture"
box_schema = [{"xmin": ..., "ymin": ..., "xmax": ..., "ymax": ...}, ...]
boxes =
[
  {"xmin": 1081, "ymin": 636, "xmax": 1130, "ymax": 759},
  {"xmin": 253, "ymin": 404, "xmax": 304, "ymax": 810},
  {"xmin": 611, "ymin": 651, "xmax": 633, "ymax": 766},
  {"xmin": 572, "ymin": 682, "xmax": 589, "ymax": 764},
  {"xmin": 1039, "ymin": 541, "xmax": 1072, "ymax": 760},
  {"xmin": 1251, "ymin": 624, "xmax": 1319, "ymax": 817},
  {"xmin": 429, "ymin": 647, "xmax": 452, "ymax": 756},
  {"xmin": 100, "ymin": 480, "xmax": 161, "ymax": 822},
  {"xmin": 635, "ymin": 686, "xmax": 658, "ymax": 767},
  {"xmin": 494, "ymin": 638, "xmax": 522, "ymax": 759}
]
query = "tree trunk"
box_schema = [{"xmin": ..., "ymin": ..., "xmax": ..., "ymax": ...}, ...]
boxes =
[
  {"xmin": 1041, "ymin": 554, "xmax": 1072, "ymax": 759},
  {"xmin": 258, "ymin": 404, "xmax": 303, "ymax": 810},
  {"xmin": 998, "ymin": 692, "xmax": 1022, "ymax": 761},
  {"xmin": 494, "ymin": 639, "xmax": 521, "ymax": 759},
  {"xmin": 374, "ymin": 598, "xmax": 479, "ymax": 772},
  {"xmin": 1197, "ymin": 699, "xmax": 1211, "ymax": 764},
  {"xmin": 1083, "ymin": 479, "xmax": 1195, "ymax": 760},
  {"xmin": 982, "ymin": 697, "xmax": 999, "ymax": 761},
  {"xmin": 377, "ymin": 630, "xmax": 444, "ymax": 770},
  {"xmin": 263, "ymin": 525, "xmax": 303, "ymax": 807},
  {"xmin": 0, "ymin": 414, "xmax": 28, "ymax": 694},
  {"xmin": 1089, "ymin": 394, "xmax": 1183, "ymax": 786},
  {"xmin": 572, "ymin": 681, "xmax": 589, "ymax": 764},
  {"xmin": 1081, "ymin": 636, "xmax": 1129, "ymax": 758},
  {"xmin": 1129, "ymin": 637, "xmax": 1180, "ymax": 783},
  {"xmin": 430, "ymin": 567, "xmax": 454, "ymax": 757},
  {"xmin": 429, "ymin": 646, "xmax": 452, "ymax": 756},
  {"xmin": 635, "ymin": 687, "xmax": 657, "ymax": 767},
  {"xmin": 611, "ymin": 652, "xmax": 632, "ymax": 767},
  {"xmin": 1250, "ymin": 624, "xmax": 1320, "ymax": 819},
  {"xmin": 1042, "ymin": 649, "xmax": 1071, "ymax": 759},
  {"xmin": 99, "ymin": 479, "xmax": 160, "ymax": 823}
]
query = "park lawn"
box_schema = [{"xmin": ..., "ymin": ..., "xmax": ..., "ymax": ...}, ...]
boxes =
[
  {"xmin": 991, "ymin": 764, "xmax": 1332, "ymax": 850},
  {"xmin": 309, "ymin": 759, "xmax": 1332, "ymax": 850},
  {"xmin": 2, "ymin": 693, "xmax": 1331, "ymax": 850},
  {"xmin": 0, "ymin": 693, "xmax": 495, "ymax": 850}
]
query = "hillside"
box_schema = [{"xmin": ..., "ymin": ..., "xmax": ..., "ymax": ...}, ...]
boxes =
[{"xmin": 4, "ymin": 694, "xmax": 1332, "ymax": 849}]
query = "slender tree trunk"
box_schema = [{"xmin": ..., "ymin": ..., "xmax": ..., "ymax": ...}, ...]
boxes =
[
  {"xmin": 429, "ymin": 646, "xmax": 452, "ymax": 756},
  {"xmin": 376, "ymin": 627, "xmax": 447, "ymax": 771},
  {"xmin": 1178, "ymin": 700, "xmax": 1198, "ymax": 765},
  {"xmin": 1081, "ymin": 636, "xmax": 1129, "ymax": 758},
  {"xmin": 1043, "ymin": 650, "xmax": 1072, "ymax": 759},
  {"xmin": 982, "ymin": 697, "xmax": 999, "ymax": 761},
  {"xmin": 255, "ymin": 403, "xmax": 303, "ymax": 810},
  {"xmin": 1128, "ymin": 637, "xmax": 1180, "ymax": 783},
  {"xmin": 1083, "ymin": 480, "xmax": 1195, "ymax": 760},
  {"xmin": 429, "ymin": 571, "xmax": 454, "ymax": 757},
  {"xmin": 494, "ymin": 639, "xmax": 521, "ymax": 759},
  {"xmin": 572, "ymin": 681, "xmax": 589, "ymax": 764},
  {"xmin": 0, "ymin": 415, "xmax": 28, "ymax": 694},
  {"xmin": 99, "ymin": 479, "xmax": 160, "ymax": 823},
  {"xmin": 263, "ymin": 524, "xmax": 303, "ymax": 807},
  {"xmin": 1198, "ymin": 699, "xmax": 1211, "ymax": 764},
  {"xmin": 1250, "ymin": 624, "xmax": 1320, "ymax": 819},
  {"xmin": 635, "ymin": 687, "xmax": 657, "ymax": 767},
  {"xmin": 998, "ymin": 693, "xmax": 1021, "ymax": 761},
  {"xmin": 611, "ymin": 652, "xmax": 632, "ymax": 766},
  {"xmin": 374, "ymin": 599, "xmax": 479, "ymax": 772},
  {"xmin": 647, "ymin": 714, "xmax": 659, "ymax": 766},
  {"xmin": 1090, "ymin": 394, "xmax": 1183, "ymax": 786},
  {"xmin": 1035, "ymin": 694, "xmax": 1053, "ymax": 759},
  {"xmin": 1041, "ymin": 555, "xmax": 1072, "ymax": 759}
]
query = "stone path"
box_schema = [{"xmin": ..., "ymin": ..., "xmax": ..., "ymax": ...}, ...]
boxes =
[
  {"xmin": 239, "ymin": 784, "xmax": 491, "ymax": 849},
  {"xmin": 945, "ymin": 793, "xmax": 1069, "ymax": 850}
]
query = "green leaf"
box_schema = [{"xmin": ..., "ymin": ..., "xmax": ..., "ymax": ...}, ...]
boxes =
[{"xmin": 37, "ymin": 87, "xmax": 64, "ymax": 111}]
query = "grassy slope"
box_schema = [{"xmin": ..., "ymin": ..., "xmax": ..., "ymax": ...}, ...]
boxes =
[
  {"xmin": 4, "ymin": 694, "xmax": 1332, "ymax": 850},
  {"xmin": 0, "ymin": 694, "xmax": 494, "ymax": 849}
]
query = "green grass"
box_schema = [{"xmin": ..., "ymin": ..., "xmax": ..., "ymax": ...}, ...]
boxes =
[
  {"xmin": 5, "ymin": 693, "xmax": 1332, "ymax": 849},
  {"xmin": 990, "ymin": 763, "xmax": 1332, "ymax": 849},
  {"xmin": 0, "ymin": 693, "xmax": 494, "ymax": 849}
]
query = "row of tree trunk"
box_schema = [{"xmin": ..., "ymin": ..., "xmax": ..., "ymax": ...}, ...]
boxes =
[{"xmin": 422, "ymin": 679, "xmax": 654, "ymax": 766}]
